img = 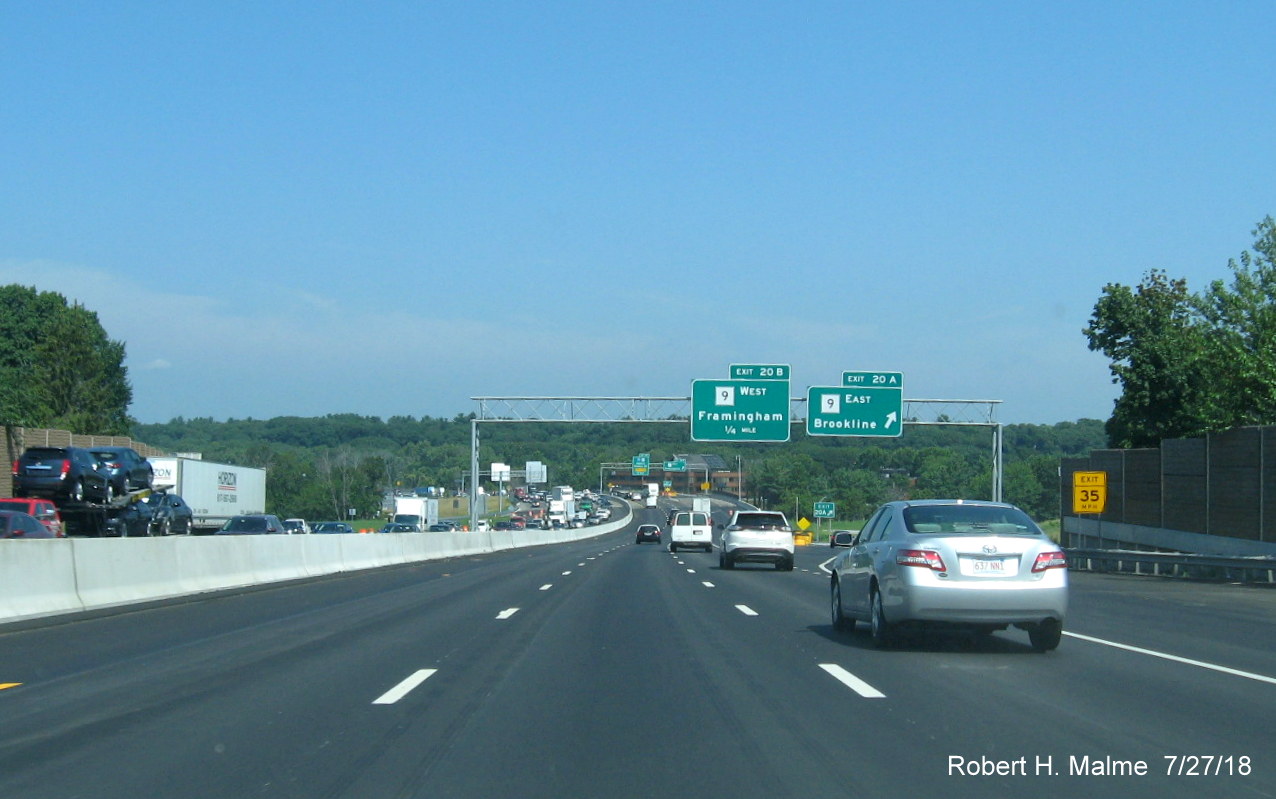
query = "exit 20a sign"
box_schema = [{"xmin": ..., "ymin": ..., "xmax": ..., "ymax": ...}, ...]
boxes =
[{"xmin": 1072, "ymin": 471, "xmax": 1107, "ymax": 514}]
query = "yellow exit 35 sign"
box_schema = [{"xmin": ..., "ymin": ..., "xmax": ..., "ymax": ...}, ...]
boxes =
[{"xmin": 1072, "ymin": 471, "xmax": 1107, "ymax": 514}]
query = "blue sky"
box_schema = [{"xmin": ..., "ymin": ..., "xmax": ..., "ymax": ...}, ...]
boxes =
[{"xmin": 3, "ymin": 1, "xmax": 1274, "ymax": 426}]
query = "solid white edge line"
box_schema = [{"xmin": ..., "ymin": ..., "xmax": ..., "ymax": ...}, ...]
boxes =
[
  {"xmin": 1063, "ymin": 632, "xmax": 1276, "ymax": 685},
  {"xmin": 373, "ymin": 669, "xmax": 438, "ymax": 705},
  {"xmin": 735, "ymin": 605, "xmax": 758, "ymax": 616},
  {"xmin": 819, "ymin": 664, "xmax": 886, "ymax": 699}
]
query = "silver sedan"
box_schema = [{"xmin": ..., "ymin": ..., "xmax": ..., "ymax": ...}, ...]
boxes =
[{"xmin": 829, "ymin": 499, "xmax": 1068, "ymax": 651}]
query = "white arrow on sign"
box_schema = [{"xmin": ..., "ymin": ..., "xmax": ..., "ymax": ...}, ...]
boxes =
[{"xmin": 885, "ymin": 411, "xmax": 898, "ymax": 429}]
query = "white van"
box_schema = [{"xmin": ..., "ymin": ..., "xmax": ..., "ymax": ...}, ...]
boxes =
[{"xmin": 669, "ymin": 510, "xmax": 713, "ymax": 553}]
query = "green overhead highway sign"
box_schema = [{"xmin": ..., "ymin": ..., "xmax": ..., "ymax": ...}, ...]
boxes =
[
  {"xmin": 807, "ymin": 375, "xmax": 904, "ymax": 438},
  {"xmin": 691, "ymin": 378, "xmax": 791, "ymax": 442},
  {"xmin": 632, "ymin": 453, "xmax": 650, "ymax": 476},
  {"xmin": 663, "ymin": 459, "xmax": 687, "ymax": 471}
]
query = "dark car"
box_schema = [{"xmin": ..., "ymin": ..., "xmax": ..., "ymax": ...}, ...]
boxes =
[
  {"xmin": 103, "ymin": 501, "xmax": 154, "ymax": 538},
  {"xmin": 144, "ymin": 492, "xmax": 194, "ymax": 536},
  {"xmin": 0, "ymin": 510, "xmax": 56, "ymax": 538},
  {"xmin": 12, "ymin": 446, "xmax": 111, "ymax": 504},
  {"xmin": 313, "ymin": 521, "xmax": 356, "ymax": 534},
  {"xmin": 0, "ymin": 498, "xmax": 64, "ymax": 537},
  {"xmin": 216, "ymin": 514, "xmax": 286, "ymax": 535},
  {"xmin": 89, "ymin": 447, "xmax": 154, "ymax": 496},
  {"xmin": 381, "ymin": 522, "xmax": 418, "ymax": 533},
  {"xmin": 635, "ymin": 524, "xmax": 662, "ymax": 544}
]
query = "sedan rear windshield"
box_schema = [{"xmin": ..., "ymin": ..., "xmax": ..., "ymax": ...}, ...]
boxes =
[
  {"xmin": 903, "ymin": 505, "xmax": 1041, "ymax": 535},
  {"xmin": 226, "ymin": 517, "xmax": 269, "ymax": 532}
]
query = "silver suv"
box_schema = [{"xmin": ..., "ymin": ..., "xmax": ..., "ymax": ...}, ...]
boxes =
[{"xmin": 719, "ymin": 510, "xmax": 794, "ymax": 571}]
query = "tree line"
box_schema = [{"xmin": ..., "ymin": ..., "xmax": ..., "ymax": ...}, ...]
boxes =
[{"xmin": 135, "ymin": 414, "xmax": 1106, "ymax": 523}]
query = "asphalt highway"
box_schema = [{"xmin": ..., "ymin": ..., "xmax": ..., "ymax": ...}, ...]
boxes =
[{"xmin": 0, "ymin": 498, "xmax": 1272, "ymax": 799}]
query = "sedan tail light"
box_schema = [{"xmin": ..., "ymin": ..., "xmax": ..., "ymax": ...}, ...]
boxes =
[
  {"xmin": 897, "ymin": 549, "xmax": 947, "ymax": 571},
  {"xmin": 1032, "ymin": 551, "xmax": 1068, "ymax": 572}
]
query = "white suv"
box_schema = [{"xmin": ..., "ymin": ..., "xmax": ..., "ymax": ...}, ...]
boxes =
[
  {"xmin": 669, "ymin": 510, "xmax": 713, "ymax": 553},
  {"xmin": 719, "ymin": 510, "xmax": 794, "ymax": 571}
]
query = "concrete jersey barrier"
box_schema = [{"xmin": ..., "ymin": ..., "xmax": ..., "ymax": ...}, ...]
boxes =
[{"xmin": 0, "ymin": 509, "xmax": 633, "ymax": 625}]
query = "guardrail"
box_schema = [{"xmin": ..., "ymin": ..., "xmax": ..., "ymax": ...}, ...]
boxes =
[{"xmin": 1065, "ymin": 548, "xmax": 1276, "ymax": 584}]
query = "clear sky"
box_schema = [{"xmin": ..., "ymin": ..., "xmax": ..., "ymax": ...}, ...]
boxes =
[{"xmin": 3, "ymin": 1, "xmax": 1273, "ymax": 426}]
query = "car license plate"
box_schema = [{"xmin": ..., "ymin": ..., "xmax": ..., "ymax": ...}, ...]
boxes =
[{"xmin": 960, "ymin": 557, "xmax": 1014, "ymax": 577}]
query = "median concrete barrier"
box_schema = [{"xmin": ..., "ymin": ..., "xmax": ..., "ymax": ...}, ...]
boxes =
[
  {"xmin": 74, "ymin": 538, "xmax": 185, "ymax": 610},
  {"xmin": 0, "ymin": 539, "xmax": 82, "ymax": 619},
  {"xmin": 0, "ymin": 504, "xmax": 635, "ymax": 625}
]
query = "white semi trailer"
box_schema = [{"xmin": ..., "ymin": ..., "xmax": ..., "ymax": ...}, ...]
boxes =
[{"xmin": 149, "ymin": 457, "xmax": 267, "ymax": 532}]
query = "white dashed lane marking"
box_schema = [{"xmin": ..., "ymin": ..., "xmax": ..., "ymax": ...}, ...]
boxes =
[
  {"xmin": 373, "ymin": 669, "xmax": 437, "ymax": 705},
  {"xmin": 819, "ymin": 664, "xmax": 886, "ymax": 699}
]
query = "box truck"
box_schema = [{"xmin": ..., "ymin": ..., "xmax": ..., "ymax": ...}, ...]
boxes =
[
  {"xmin": 393, "ymin": 496, "xmax": 438, "ymax": 530},
  {"xmin": 149, "ymin": 457, "xmax": 267, "ymax": 532}
]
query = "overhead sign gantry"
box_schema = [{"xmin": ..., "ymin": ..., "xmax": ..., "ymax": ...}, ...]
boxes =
[{"xmin": 469, "ymin": 369, "xmax": 1003, "ymax": 530}]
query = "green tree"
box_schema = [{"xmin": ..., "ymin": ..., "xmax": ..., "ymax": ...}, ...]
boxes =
[
  {"xmin": 912, "ymin": 449, "xmax": 981, "ymax": 499},
  {"xmin": 1084, "ymin": 269, "xmax": 1210, "ymax": 447},
  {"xmin": 0, "ymin": 286, "xmax": 133, "ymax": 434},
  {"xmin": 0, "ymin": 286, "xmax": 61, "ymax": 428},
  {"xmin": 1195, "ymin": 216, "xmax": 1276, "ymax": 428},
  {"xmin": 1003, "ymin": 457, "xmax": 1057, "ymax": 521},
  {"xmin": 831, "ymin": 468, "xmax": 900, "ymax": 522}
]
